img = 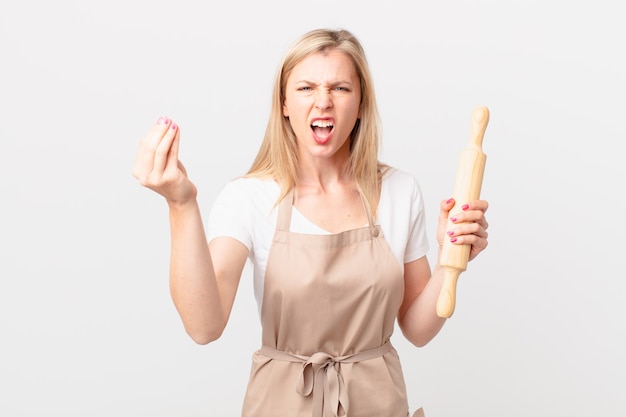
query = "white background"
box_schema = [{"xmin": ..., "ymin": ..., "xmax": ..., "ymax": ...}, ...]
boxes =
[{"xmin": 1, "ymin": 1, "xmax": 624, "ymax": 416}]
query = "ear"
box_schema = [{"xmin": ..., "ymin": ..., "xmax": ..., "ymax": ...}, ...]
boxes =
[{"xmin": 282, "ymin": 102, "xmax": 289, "ymax": 118}]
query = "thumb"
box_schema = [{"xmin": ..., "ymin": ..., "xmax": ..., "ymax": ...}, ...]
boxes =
[
  {"xmin": 178, "ymin": 160, "xmax": 188, "ymax": 176},
  {"xmin": 437, "ymin": 197, "xmax": 455, "ymax": 245},
  {"xmin": 439, "ymin": 197, "xmax": 455, "ymax": 222}
]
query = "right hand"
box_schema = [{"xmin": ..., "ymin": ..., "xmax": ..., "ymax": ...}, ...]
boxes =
[{"xmin": 132, "ymin": 116, "xmax": 197, "ymax": 205}]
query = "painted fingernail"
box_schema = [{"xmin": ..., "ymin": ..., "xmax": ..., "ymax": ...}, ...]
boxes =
[
  {"xmin": 450, "ymin": 237, "xmax": 457, "ymax": 243},
  {"xmin": 462, "ymin": 204, "xmax": 469, "ymax": 210},
  {"xmin": 446, "ymin": 198, "xmax": 454, "ymax": 204},
  {"xmin": 170, "ymin": 123, "xmax": 177, "ymax": 130},
  {"xmin": 157, "ymin": 116, "xmax": 168, "ymax": 124},
  {"xmin": 447, "ymin": 230, "xmax": 454, "ymax": 236},
  {"xmin": 450, "ymin": 216, "xmax": 457, "ymax": 223}
]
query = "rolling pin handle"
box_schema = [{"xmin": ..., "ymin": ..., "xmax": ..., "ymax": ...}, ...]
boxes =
[
  {"xmin": 469, "ymin": 106, "xmax": 490, "ymax": 149},
  {"xmin": 436, "ymin": 268, "xmax": 462, "ymax": 318}
]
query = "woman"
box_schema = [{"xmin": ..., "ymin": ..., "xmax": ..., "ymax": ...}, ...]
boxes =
[{"xmin": 133, "ymin": 29, "xmax": 489, "ymax": 417}]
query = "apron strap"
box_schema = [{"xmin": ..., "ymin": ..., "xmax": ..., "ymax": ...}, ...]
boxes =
[
  {"xmin": 276, "ymin": 189, "xmax": 294, "ymax": 232},
  {"xmin": 259, "ymin": 342, "xmax": 392, "ymax": 417},
  {"xmin": 412, "ymin": 407, "xmax": 426, "ymax": 417}
]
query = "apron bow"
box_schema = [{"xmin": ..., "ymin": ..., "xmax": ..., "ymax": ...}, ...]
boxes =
[
  {"xmin": 258, "ymin": 342, "xmax": 392, "ymax": 417},
  {"xmin": 297, "ymin": 352, "xmax": 349, "ymax": 417}
]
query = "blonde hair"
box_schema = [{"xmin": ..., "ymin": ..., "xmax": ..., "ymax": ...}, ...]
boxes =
[{"xmin": 246, "ymin": 28, "xmax": 388, "ymax": 217}]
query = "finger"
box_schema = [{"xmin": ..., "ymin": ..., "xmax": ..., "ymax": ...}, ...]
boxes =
[
  {"xmin": 163, "ymin": 124, "xmax": 181, "ymax": 178},
  {"xmin": 453, "ymin": 211, "xmax": 485, "ymax": 226},
  {"xmin": 442, "ymin": 197, "xmax": 456, "ymax": 209},
  {"xmin": 438, "ymin": 197, "xmax": 455, "ymax": 222},
  {"xmin": 133, "ymin": 116, "xmax": 171, "ymax": 180},
  {"xmin": 448, "ymin": 201, "xmax": 488, "ymax": 225},
  {"xmin": 436, "ymin": 198, "xmax": 456, "ymax": 245},
  {"xmin": 450, "ymin": 230, "xmax": 489, "ymax": 249},
  {"xmin": 459, "ymin": 199, "xmax": 489, "ymax": 214},
  {"xmin": 152, "ymin": 121, "xmax": 179, "ymax": 175},
  {"xmin": 447, "ymin": 222, "xmax": 488, "ymax": 240}
]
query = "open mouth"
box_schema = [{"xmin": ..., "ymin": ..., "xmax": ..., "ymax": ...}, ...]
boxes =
[{"xmin": 311, "ymin": 119, "xmax": 334, "ymax": 137}]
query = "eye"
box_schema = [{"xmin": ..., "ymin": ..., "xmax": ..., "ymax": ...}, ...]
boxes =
[
  {"xmin": 297, "ymin": 86, "xmax": 312, "ymax": 91},
  {"xmin": 334, "ymin": 86, "xmax": 350, "ymax": 92}
]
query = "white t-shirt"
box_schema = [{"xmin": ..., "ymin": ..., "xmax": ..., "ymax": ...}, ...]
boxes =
[{"xmin": 206, "ymin": 168, "xmax": 430, "ymax": 314}]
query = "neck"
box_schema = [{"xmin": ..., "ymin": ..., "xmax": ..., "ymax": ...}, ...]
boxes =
[{"xmin": 296, "ymin": 146, "xmax": 352, "ymax": 190}]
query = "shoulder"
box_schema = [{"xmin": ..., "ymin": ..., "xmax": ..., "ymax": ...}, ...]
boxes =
[
  {"xmin": 210, "ymin": 176, "xmax": 281, "ymax": 224},
  {"xmin": 216, "ymin": 176, "xmax": 280, "ymax": 207},
  {"xmin": 381, "ymin": 167, "xmax": 423, "ymax": 199},
  {"xmin": 221, "ymin": 176, "xmax": 279, "ymax": 195},
  {"xmin": 207, "ymin": 177, "xmax": 279, "ymax": 249},
  {"xmin": 379, "ymin": 167, "xmax": 426, "ymax": 224},
  {"xmin": 377, "ymin": 167, "xmax": 430, "ymax": 264}
]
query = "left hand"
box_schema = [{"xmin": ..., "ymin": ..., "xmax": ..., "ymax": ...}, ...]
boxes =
[{"xmin": 437, "ymin": 198, "xmax": 489, "ymax": 261}]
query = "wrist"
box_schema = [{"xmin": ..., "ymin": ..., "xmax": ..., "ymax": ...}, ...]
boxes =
[{"xmin": 167, "ymin": 196, "xmax": 199, "ymax": 214}]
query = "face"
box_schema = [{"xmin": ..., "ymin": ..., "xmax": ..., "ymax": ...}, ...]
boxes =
[{"xmin": 282, "ymin": 49, "xmax": 361, "ymax": 163}]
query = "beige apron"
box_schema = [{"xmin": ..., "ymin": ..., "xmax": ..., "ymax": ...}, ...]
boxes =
[{"xmin": 241, "ymin": 190, "xmax": 424, "ymax": 417}]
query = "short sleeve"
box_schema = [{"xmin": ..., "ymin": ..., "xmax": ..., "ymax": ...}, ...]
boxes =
[
  {"xmin": 206, "ymin": 180, "xmax": 254, "ymax": 250},
  {"xmin": 378, "ymin": 169, "xmax": 430, "ymax": 266},
  {"xmin": 403, "ymin": 175, "xmax": 429, "ymax": 263}
]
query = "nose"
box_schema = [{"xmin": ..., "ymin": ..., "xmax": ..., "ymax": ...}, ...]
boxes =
[{"xmin": 314, "ymin": 89, "xmax": 333, "ymax": 110}]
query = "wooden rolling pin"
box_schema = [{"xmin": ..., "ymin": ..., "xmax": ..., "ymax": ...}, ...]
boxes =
[{"xmin": 436, "ymin": 106, "xmax": 490, "ymax": 318}]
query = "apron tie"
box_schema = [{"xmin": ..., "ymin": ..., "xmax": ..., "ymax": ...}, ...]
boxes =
[
  {"xmin": 297, "ymin": 351, "xmax": 348, "ymax": 417},
  {"xmin": 259, "ymin": 342, "xmax": 392, "ymax": 417}
]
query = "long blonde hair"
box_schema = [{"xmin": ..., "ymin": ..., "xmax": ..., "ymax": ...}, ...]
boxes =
[{"xmin": 246, "ymin": 28, "xmax": 388, "ymax": 217}]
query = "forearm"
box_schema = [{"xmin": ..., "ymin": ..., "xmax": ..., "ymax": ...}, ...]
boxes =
[
  {"xmin": 167, "ymin": 199, "xmax": 224, "ymax": 344},
  {"xmin": 404, "ymin": 268, "xmax": 448, "ymax": 346},
  {"xmin": 399, "ymin": 251, "xmax": 448, "ymax": 347}
]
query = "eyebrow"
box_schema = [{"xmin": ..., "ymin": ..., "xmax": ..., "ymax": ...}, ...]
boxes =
[{"xmin": 293, "ymin": 80, "xmax": 355, "ymax": 86}]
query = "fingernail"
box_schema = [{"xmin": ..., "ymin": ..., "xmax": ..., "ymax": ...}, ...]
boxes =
[
  {"xmin": 446, "ymin": 198, "xmax": 454, "ymax": 204},
  {"xmin": 462, "ymin": 204, "xmax": 469, "ymax": 210},
  {"xmin": 450, "ymin": 237, "xmax": 457, "ymax": 243},
  {"xmin": 157, "ymin": 116, "xmax": 168, "ymax": 124},
  {"xmin": 450, "ymin": 216, "xmax": 457, "ymax": 223},
  {"xmin": 170, "ymin": 123, "xmax": 177, "ymax": 130},
  {"xmin": 447, "ymin": 231, "xmax": 454, "ymax": 236}
]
